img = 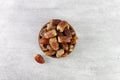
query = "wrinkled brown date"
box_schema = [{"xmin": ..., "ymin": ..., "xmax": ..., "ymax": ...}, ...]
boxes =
[{"xmin": 34, "ymin": 54, "xmax": 45, "ymax": 64}]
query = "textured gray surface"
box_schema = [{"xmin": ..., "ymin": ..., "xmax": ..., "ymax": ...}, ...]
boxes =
[{"xmin": 0, "ymin": 0, "xmax": 120, "ymax": 80}]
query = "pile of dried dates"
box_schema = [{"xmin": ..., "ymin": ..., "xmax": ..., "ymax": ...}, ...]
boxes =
[{"xmin": 38, "ymin": 19, "xmax": 78, "ymax": 58}]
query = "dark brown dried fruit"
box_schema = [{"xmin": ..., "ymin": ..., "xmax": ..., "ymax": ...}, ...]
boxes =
[
  {"xmin": 49, "ymin": 37, "xmax": 59, "ymax": 50},
  {"xmin": 62, "ymin": 52, "xmax": 68, "ymax": 57},
  {"xmin": 45, "ymin": 50, "xmax": 55, "ymax": 56},
  {"xmin": 57, "ymin": 32, "xmax": 64, "ymax": 36},
  {"xmin": 47, "ymin": 23, "xmax": 56, "ymax": 30},
  {"xmin": 56, "ymin": 49, "xmax": 64, "ymax": 58},
  {"xmin": 34, "ymin": 54, "xmax": 45, "ymax": 64},
  {"xmin": 64, "ymin": 28, "xmax": 72, "ymax": 37},
  {"xmin": 71, "ymin": 36, "xmax": 78, "ymax": 44},
  {"xmin": 58, "ymin": 36, "xmax": 71, "ymax": 43},
  {"xmin": 61, "ymin": 43, "xmax": 69, "ymax": 50},
  {"xmin": 44, "ymin": 29, "xmax": 57, "ymax": 38},
  {"xmin": 57, "ymin": 21, "xmax": 69, "ymax": 32},
  {"xmin": 40, "ymin": 44, "xmax": 47, "ymax": 51},
  {"xmin": 50, "ymin": 19, "xmax": 61, "ymax": 26},
  {"xmin": 40, "ymin": 28, "xmax": 47, "ymax": 37},
  {"xmin": 39, "ymin": 38, "xmax": 49, "ymax": 44}
]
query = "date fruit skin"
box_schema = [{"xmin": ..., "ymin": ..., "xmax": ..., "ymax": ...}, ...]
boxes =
[
  {"xmin": 57, "ymin": 21, "xmax": 69, "ymax": 32},
  {"xmin": 39, "ymin": 38, "xmax": 49, "ymax": 44},
  {"xmin": 39, "ymin": 44, "xmax": 47, "ymax": 51},
  {"xmin": 62, "ymin": 43, "xmax": 69, "ymax": 51},
  {"xmin": 58, "ymin": 36, "xmax": 71, "ymax": 43},
  {"xmin": 44, "ymin": 29, "xmax": 57, "ymax": 38},
  {"xmin": 45, "ymin": 50, "xmax": 55, "ymax": 56},
  {"xmin": 34, "ymin": 54, "xmax": 45, "ymax": 64},
  {"xmin": 56, "ymin": 49, "xmax": 64, "ymax": 58},
  {"xmin": 49, "ymin": 37, "xmax": 59, "ymax": 50},
  {"xmin": 50, "ymin": 19, "xmax": 61, "ymax": 26}
]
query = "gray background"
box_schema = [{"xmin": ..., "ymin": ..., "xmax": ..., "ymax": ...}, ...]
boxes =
[{"xmin": 0, "ymin": 0, "xmax": 120, "ymax": 80}]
